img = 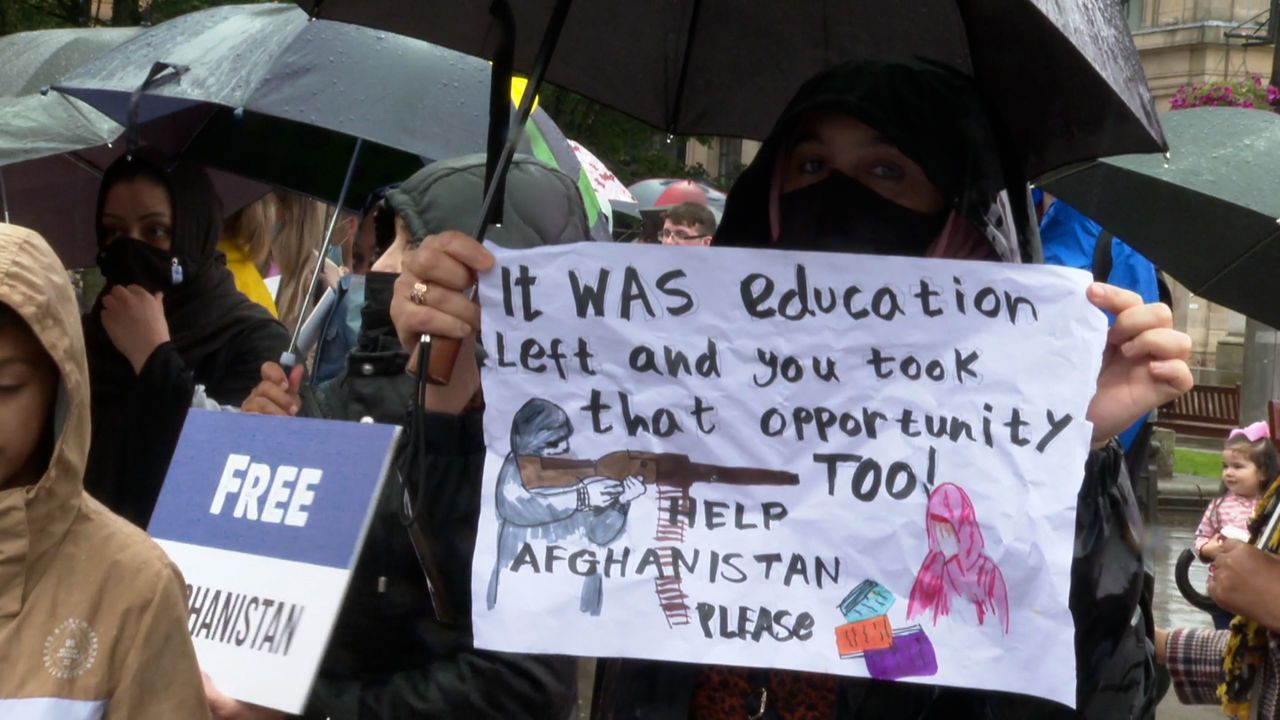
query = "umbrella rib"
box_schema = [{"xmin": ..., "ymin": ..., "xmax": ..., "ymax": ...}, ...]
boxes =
[
  {"xmin": 1195, "ymin": 227, "xmax": 1280, "ymax": 296},
  {"xmin": 58, "ymin": 151, "xmax": 105, "ymax": 177},
  {"xmin": 666, "ymin": 0, "xmax": 703, "ymax": 134}
]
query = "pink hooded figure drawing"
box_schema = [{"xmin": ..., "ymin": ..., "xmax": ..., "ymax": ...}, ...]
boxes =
[{"xmin": 907, "ymin": 483, "xmax": 1010, "ymax": 634}]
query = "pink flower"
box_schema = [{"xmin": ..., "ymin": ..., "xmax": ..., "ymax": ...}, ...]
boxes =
[
  {"xmin": 1268, "ymin": 85, "xmax": 1280, "ymax": 103},
  {"xmin": 1256, "ymin": 76, "xmax": 1265, "ymax": 87},
  {"xmin": 1224, "ymin": 86, "xmax": 1233, "ymax": 97},
  {"xmin": 1244, "ymin": 100, "xmax": 1256, "ymax": 108}
]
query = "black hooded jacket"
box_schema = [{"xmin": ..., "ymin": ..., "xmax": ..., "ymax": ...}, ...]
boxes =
[
  {"xmin": 82, "ymin": 151, "xmax": 288, "ymax": 527},
  {"xmin": 296, "ymin": 153, "xmax": 591, "ymax": 720}
]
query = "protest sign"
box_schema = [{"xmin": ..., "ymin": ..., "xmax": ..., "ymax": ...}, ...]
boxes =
[
  {"xmin": 148, "ymin": 410, "xmax": 400, "ymax": 712},
  {"xmin": 471, "ymin": 242, "xmax": 1107, "ymax": 707}
]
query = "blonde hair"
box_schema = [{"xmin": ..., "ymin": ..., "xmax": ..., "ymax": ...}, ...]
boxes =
[
  {"xmin": 221, "ymin": 194, "xmax": 278, "ymax": 274},
  {"xmin": 272, "ymin": 191, "xmax": 331, "ymax": 331}
]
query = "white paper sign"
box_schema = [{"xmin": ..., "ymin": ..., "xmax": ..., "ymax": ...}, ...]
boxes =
[{"xmin": 472, "ymin": 242, "xmax": 1106, "ymax": 708}]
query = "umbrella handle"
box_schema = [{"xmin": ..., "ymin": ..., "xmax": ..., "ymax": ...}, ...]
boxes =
[
  {"xmin": 422, "ymin": 0, "xmax": 574, "ymax": 386},
  {"xmin": 420, "ymin": 285, "xmax": 476, "ymax": 384},
  {"xmin": 426, "ymin": 338, "xmax": 464, "ymax": 385}
]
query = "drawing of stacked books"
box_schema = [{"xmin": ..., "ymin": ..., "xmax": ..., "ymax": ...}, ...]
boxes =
[{"xmin": 834, "ymin": 579, "xmax": 938, "ymax": 680}]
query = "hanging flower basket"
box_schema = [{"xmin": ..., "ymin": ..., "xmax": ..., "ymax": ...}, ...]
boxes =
[{"xmin": 1170, "ymin": 75, "xmax": 1280, "ymax": 112}]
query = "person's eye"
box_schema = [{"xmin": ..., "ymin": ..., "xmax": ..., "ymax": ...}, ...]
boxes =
[
  {"xmin": 869, "ymin": 163, "xmax": 906, "ymax": 180},
  {"xmin": 798, "ymin": 158, "xmax": 825, "ymax": 174},
  {"xmin": 0, "ymin": 382, "xmax": 27, "ymax": 395},
  {"xmin": 148, "ymin": 225, "xmax": 172, "ymax": 241}
]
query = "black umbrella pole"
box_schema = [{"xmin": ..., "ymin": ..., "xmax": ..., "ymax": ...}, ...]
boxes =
[
  {"xmin": 282, "ymin": 137, "xmax": 364, "ymax": 368},
  {"xmin": 0, "ymin": 168, "xmax": 8, "ymax": 224},
  {"xmin": 422, "ymin": 0, "xmax": 574, "ymax": 385}
]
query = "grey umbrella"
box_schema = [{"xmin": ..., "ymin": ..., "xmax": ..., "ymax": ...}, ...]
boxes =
[
  {"xmin": 295, "ymin": 0, "xmax": 1166, "ymax": 179},
  {"xmin": 0, "ymin": 27, "xmax": 274, "ymax": 268},
  {"xmin": 0, "ymin": 27, "xmax": 139, "ymax": 169},
  {"xmin": 1040, "ymin": 106, "xmax": 1280, "ymax": 328},
  {"xmin": 0, "ymin": 27, "xmax": 140, "ymax": 97},
  {"xmin": 55, "ymin": 2, "xmax": 493, "ymax": 196}
]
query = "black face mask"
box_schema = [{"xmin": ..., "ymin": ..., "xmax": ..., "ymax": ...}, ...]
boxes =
[
  {"xmin": 776, "ymin": 172, "xmax": 949, "ymax": 255},
  {"xmin": 96, "ymin": 237, "xmax": 190, "ymax": 293}
]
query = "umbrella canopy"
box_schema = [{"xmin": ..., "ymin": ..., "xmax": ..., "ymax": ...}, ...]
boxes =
[
  {"xmin": 628, "ymin": 178, "xmax": 725, "ymax": 218},
  {"xmin": 56, "ymin": 3, "xmax": 602, "ymax": 221},
  {"xmin": 521, "ymin": 108, "xmax": 610, "ymax": 241},
  {"xmin": 569, "ymin": 140, "xmax": 634, "ymax": 206},
  {"xmin": 294, "ymin": 0, "xmax": 1165, "ymax": 177},
  {"xmin": 0, "ymin": 27, "xmax": 265, "ymax": 266},
  {"xmin": 1040, "ymin": 106, "xmax": 1280, "ymax": 328},
  {"xmin": 0, "ymin": 27, "xmax": 140, "ymax": 96},
  {"xmin": 54, "ymin": 3, "xmax": 492, "ymax": 206},
  {"xmin": 0, "ymin": 27, "xmax": 140, "ymax": 168}
]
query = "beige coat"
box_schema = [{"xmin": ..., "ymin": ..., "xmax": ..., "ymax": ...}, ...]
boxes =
[{"xmin": 0, "ymin": 224, "xmax": 209, "ymax": 719}]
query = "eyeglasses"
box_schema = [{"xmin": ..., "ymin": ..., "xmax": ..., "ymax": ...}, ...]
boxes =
[{"xmin": 659, "ymin": 229, "xmax": 710, "ymax": 242}]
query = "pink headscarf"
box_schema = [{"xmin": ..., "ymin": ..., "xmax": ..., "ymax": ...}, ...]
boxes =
[{"xmin": 907, "ymin": 483, "xmax": 1010, "ymax": 634}]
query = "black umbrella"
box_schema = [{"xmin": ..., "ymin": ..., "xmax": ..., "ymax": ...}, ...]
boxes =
[
  {"xmin": 295, "ymin": 0, "xmax": 1166, "ymax": 179},
  {"xmin": 1040, "ymin": 106, "xmax": 1280, "ymax": 328},
  {"xmin": 295, "ymin": 0, "xmax": 1168, "ymax": 384}
]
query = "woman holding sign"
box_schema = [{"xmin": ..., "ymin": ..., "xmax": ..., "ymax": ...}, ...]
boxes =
[{"xmin": 390, "ymin": 60, "xmax": 1192, "ymax": 719}]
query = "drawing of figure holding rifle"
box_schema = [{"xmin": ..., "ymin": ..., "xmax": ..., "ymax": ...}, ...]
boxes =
[{"xmin": 487, "ymin": 398, "xmax": 646, "ymax": 615}]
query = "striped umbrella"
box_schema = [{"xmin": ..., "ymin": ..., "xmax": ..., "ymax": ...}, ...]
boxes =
[{"xmin": 512, "ymin": 77, "xmax": 610, "ymax": 241}]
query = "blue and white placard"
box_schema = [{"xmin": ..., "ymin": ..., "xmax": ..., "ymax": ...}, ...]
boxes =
[{"xmin": 149, "ymin": 410, "xmax": 400, "ymax": 713}]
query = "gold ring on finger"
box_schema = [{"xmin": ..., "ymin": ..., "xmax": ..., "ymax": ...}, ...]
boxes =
[{"xmin": 410, "ymin": 281, "xmax": 431, "ymax": 306}]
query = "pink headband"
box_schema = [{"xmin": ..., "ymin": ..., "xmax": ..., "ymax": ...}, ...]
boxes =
[{"xmin": 1229, "ymin": 421, "xmax": 1271, "ymax": 444}]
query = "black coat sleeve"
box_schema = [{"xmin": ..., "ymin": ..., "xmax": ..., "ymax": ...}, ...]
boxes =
[
  {"xmin": 202, "ymin": 319, "xmax": 290, "ymax": 407},
  {"xmin": 86, "ymin": 341, "xmax": 194, "ymax": 528}
]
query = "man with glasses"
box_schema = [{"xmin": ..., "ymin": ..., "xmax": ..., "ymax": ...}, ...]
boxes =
[{"xmin": 659, "ymin": 202, "xmax": 717, "ymax": 246}]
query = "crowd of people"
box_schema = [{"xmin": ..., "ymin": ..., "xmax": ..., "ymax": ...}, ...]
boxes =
[{"xmin": 4, "ymin": 55, "xmax": 1280, "ymax": 720}]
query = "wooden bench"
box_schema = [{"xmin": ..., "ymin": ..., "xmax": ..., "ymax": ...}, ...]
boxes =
[{"xmin": 1154, "ymin": 384, "xmax": 1240, "ymax": 438}]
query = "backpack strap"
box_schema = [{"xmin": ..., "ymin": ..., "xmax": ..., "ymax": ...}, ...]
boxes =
[{"xmin": 1092, "ymin": 230, "xmax": 1114, "ymax": 282}]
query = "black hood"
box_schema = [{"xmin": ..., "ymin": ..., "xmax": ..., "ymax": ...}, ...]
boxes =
[{"xmin": 716, "ymin": 58, "xmax": 1038, "ymax": 263}]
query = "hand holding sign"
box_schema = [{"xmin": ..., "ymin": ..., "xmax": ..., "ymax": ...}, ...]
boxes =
[
  {"xmin": 241, "ymin": 362, "xmax": 303, "ymax": 417},
  {"xmin": 390, "ymin": 231, "xmax": 490, "ymax": 412},
  {"xmin": 1084, "ymin": 283, "xmax": 1193, "ymax": 447},
  {"xmin": 203, "ymin": 673, "xmax": 284, "ymax": 720}
]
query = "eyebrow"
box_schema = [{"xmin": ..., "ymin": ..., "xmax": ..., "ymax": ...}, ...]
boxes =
[
  {"xmin": 101, "ymin": 212, "xmax": 171, "ymax": 222},
  {"xmin": 790, "ymin": 131, "xmax": 894, "ymax": 150}
]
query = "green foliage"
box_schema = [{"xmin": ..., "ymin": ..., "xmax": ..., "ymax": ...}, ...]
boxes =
[
  {"xmin": 1174, "ymin": 447, "xmax": 1222, "ymax": 479},
  {"xmin": 0, "ymin": 0, "xmax": 92, "ymax": 34}
]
